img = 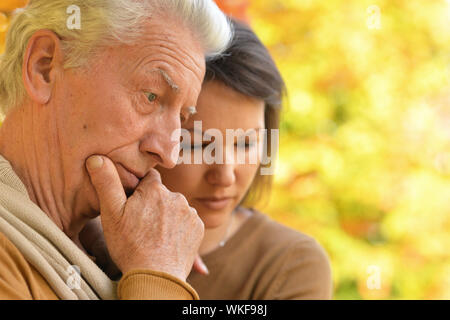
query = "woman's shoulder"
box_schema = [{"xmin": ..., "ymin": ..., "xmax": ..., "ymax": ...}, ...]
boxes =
[
  {"xmin": 240, "ymin": 209, "xmax": 333, "ymax": 299},
  {"xmin": 245, "ymin": 209, "xmax": 326, "ymax": 253}
]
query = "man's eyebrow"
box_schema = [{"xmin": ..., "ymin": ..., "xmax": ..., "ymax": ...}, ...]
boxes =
[{"xmin": 147, "ymin": 68, "xmax": 179, "ymax": 92}]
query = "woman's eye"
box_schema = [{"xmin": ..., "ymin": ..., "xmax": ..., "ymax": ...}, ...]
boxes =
[
  {"xmin": 145, "ymin": 92, "xmax": 158, "ymax": 102},
  {"xmin": 235, "ymin": 142, "xmax": 256, "ymax": 149},
  {"xmin": 180, "ymin": 143, "xmax": 210, "ymax": 150},
  {"xmin": 192, "ymin": 143, "xmax": 209, "ymax": 149}
]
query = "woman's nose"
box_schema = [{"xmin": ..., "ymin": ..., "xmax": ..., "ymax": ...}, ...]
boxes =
[{"xmin": 205, "ymin": 164, "xmax": 236, "ymax": 187}]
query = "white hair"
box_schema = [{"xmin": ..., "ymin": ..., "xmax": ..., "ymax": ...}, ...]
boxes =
[{"xmin": 0, "ymin": 0, "xmax": 232, "ymax": 116}]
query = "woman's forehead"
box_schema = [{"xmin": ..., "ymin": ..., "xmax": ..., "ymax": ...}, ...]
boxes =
[{"xmin": 192, "ymin": 81, "xmax": 264, "ymax": 125}]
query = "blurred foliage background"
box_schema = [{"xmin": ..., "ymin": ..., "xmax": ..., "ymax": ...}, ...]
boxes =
[
  {"xmin": 1, "ymin": 0, "xmax": 450, "ymax": 299},
  {"xmin": 218, "ymin": 0, "xmax": 450, "ymax": 299}
]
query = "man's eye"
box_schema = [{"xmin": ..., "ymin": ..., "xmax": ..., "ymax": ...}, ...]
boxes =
[{"xmin": 145, "ymin": 92, "xmax": 158, "ymax": 102}]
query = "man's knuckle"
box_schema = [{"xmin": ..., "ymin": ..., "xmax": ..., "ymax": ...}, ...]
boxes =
[
  {"xmin": 173, "ymin": 192, "xmax": 186, "ymax": 203},
  {"xmin": 196, "ymin": 215, "xmax": 204, "ymax": 228},
  {"xmin": 133, "ymin": 187, "xmax": 145, "ymax": 199}
]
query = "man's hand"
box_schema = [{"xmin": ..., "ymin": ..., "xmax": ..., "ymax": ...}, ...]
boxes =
[
  {"xmin": 80, "ymin": 218, "xmax": 209, "ymax": 279},
  {"xmin": 86, "ymin": 155, "xmax": 204, "ymax": 282}
]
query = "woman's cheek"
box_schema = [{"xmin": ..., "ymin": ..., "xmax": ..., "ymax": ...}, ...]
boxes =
[
  {"xmin": 160, "ymin": 163, "xmax": 205, "ymax": 195},
  {"xmin": 239, "ymin": 163, "xmax": 260, "ymax": 191}
]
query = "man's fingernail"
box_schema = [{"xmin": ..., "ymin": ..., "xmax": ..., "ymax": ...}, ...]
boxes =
[{"xmin": 86, "ymin": 156, "xmax": 104, "ymax": 171}]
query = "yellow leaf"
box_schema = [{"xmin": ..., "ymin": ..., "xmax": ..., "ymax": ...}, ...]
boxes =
[{"xmin": 0, "ymin": 0, "xmax": 28, "ymax": 13}]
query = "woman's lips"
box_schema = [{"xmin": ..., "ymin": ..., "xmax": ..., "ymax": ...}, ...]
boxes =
[
  {"xmin": 115, "ymin": 163, "xmax": 140, "ymax": 194},
  {"xmin": 195, "ymin": 197, "xmax": 234, "ymax": 211}
]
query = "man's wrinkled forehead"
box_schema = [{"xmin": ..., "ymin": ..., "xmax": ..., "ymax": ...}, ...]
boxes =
[
  {"xmin": 124, "ymin": 22, "xmax": 206, "ymax": 84},
  {"xmin": 143, "ymin": 16, "xmax": 206, "ymax": 74}
]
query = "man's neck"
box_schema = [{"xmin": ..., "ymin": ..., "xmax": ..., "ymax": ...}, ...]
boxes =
[{"xmin": 0, "ymin": 104, "xmax": 87, "ymax": 245}]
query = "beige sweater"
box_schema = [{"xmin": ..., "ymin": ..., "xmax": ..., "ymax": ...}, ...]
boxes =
[
  {"xmin": 0, "ymin": 154, "xmax": 198, "ymax": 300},
  {"xmin": 0, "ymin": 232, "xmax": 198, "ymax": 300},
  {"xmin": 187, "ymin": 210, "xmax": 333, "ymax": 299}
]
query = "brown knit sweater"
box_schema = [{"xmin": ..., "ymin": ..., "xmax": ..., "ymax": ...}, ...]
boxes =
[{"xmin": 187, "ymin": 210, "xmax": 333, "ymax": 299}]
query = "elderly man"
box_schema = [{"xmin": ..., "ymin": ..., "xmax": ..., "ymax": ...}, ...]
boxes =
[{"xmin": 0, "ymin": 0, "xmax": 232, "ymax": 300}]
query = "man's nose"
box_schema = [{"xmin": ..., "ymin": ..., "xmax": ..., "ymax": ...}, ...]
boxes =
[
  {"xmin": 139, "ymin": 113, "xmax": 180, "ymax": 169},
  {"xmin": 205, "ymin": 164, "xmax": 236, "ymax": 187}
]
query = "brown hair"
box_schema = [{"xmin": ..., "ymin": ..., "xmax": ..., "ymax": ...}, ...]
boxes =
[{"xmin": 204, "ymin": 18, "xmax": 286, "ymax": 207}]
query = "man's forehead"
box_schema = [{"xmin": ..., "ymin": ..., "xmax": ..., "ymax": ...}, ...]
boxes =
[
  {"xmin": 137, "ymin": 19, "xmax": 206, "ymax": 79},
  {"xmin": 116, "ymin": 22, "xmax": 206, "ymax": 90}
]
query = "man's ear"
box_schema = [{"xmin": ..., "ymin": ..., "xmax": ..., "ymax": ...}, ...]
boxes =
[{"xmin": 22, "ymin": 30, "xmax": 64, "ymax": 105}]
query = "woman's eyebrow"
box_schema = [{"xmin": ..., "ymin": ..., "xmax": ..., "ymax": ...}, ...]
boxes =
[
  {"xmin": 187, "ymin": 127, "xmax": 204, "ymax": 135},
  {"xmin": 146, "ymin": 68, "xmax": 179, "ymax": 92}
]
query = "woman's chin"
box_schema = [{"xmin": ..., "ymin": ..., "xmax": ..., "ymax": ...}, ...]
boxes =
[{"xmin": 198, "ymin": 212, "xmax": 229, "ymax": 229}]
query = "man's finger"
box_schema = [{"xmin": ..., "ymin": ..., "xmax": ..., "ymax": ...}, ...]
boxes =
[
  {"xmin": 130, "ymin": 168, "xmax": 165, "ymax": 200},
  {"xmin": 143, "ymin": 168, "xmax": 162, "ymax": 184},
  {"xmin": 86, "ymin": 155, "xmax": 127, "ymax": 220}
]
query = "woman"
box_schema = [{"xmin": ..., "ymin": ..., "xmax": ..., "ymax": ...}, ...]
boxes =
[{"xmin": 156, "ymin": 20, "xmax": 333, "ymax": 300}]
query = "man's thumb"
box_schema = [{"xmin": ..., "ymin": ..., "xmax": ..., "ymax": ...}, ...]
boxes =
[{"xmin": 86, "ymin": 155, "xmax": 127, "ymax": 220}]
